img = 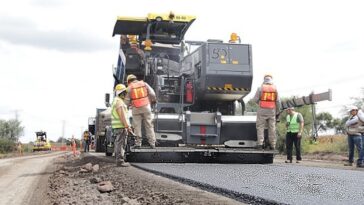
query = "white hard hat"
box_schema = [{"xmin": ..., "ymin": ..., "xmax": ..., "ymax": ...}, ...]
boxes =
[
  {"xmin": 348, "ymin": 105, "xmax": 358, "ymax": 112},
  {"xmin": 263, "ymin": 76, "xmax": 273, "ymax": 84}
]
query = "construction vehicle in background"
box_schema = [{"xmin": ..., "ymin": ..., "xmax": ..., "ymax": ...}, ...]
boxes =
[
  {"xmin": 99, "ymin": 12, "xmax": 332, "ymax": 163},
  {"xmin": 32, "ymin": 131, "xmax": 51, "ymax": 151},
  {"xmin": 88, "ymin": 109, "xmax": 110, "ymax": 153}
]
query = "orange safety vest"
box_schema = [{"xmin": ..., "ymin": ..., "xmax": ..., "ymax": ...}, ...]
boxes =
[
  {"xmin": 259, "ymin": 84, "xmax": 277, "ymax": 109},
  {"xmin": 129, "ymin": 80, "xmax": 150, "ymax": 108}
]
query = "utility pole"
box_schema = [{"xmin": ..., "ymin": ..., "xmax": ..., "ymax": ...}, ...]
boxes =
[
  {"xmin": 311, "ymin": 103, "xmax": 318, "ymax": 141},
  {"xmin": 62, "ymin": 120, "xmax": 66, "ymax": 146},
  {"xmin": 14, "ymin": 110, "xmax": 19, "ymax": 121}
]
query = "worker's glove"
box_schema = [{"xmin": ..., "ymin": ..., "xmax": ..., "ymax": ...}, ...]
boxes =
[
  {"xmin": 297, "ymin": 133, "xmax": 302, "ymax": 138},
  {"xmin": 275, "ymin": 114, "xmax": 280, "ymax": 123}
]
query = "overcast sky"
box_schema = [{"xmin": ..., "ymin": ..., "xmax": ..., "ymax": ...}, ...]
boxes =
[{"xmin": 0, "ymin": 0, "xmax": 363, "ymax": 142}]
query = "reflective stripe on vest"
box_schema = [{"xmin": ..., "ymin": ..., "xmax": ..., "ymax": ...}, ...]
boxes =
[
  {"xmin": 287, "ymin": 113, "xmax": 300, "ymax": 133},
  {"xmin": 111, "ymin": 97, "xmax": 127, "ymax": 129},
  {"xmin": 259, "ymin": 84, "xmax": 277, "ymax": 109},
  {"xmin": 129, "ymin": 81, "xmax": 150, "ymax": 108}
]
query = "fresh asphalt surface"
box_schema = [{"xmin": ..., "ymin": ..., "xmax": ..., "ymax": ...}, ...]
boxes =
[{"xmin": 133, "ymin": 162, "xmax": 364, "ymax": 205}]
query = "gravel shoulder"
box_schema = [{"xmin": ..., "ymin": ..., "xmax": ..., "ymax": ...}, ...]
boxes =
[{"xmin": 48, "ymin": 153, "xmax": 243, "ymax": 205}]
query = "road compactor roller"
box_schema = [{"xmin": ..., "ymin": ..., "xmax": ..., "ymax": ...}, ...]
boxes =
[{"xmin": 33, "ymin": 131, "xmax": 51, "ymax": 152}]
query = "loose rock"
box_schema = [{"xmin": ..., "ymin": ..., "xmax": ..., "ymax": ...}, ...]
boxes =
[
  {"xmin": 97, "ymin": 181, "xmax": 114, "ymax": 193},
  {"xmin": 92, "ymin": 164, "xmax": 99, "ymax": 172}
]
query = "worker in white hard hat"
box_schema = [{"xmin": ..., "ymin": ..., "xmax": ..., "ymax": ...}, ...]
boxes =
[
  {"xmin": 112, "ymin": 83, "xmax": 131, "ymax": 167},
  {"xmin": 124, "ymin": 74, "xmax": 157, "ymax": 149},
  {"xmin": 284, "ymin": 107, "xmax": 304, "ymax": 163},
  {"xmin": 344, "ymin": 105, "xmax": 363, "ymax": 167},
  {"xmin": 253, "ymin": 74, "xmax": 281, "ymax": 150}
]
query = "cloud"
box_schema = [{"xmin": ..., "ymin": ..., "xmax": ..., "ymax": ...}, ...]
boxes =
[
  {"xmin": 325, "ymin": 41, "xmax": 359, "ymax": 53},
  {"xmin": 0, "ymin": 16, "xmax": 113, "ymax": 52},
  {"xmin": 30, "ymin": 0, "xmax": 65, "ymax": 8}
]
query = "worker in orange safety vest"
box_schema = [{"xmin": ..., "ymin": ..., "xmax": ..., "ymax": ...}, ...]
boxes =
[
  {"xmin": 253, "ymin": 74, "xmax": 281, "ymax": 150},
  {"xmin": 124, "ymin": 74, "xmax": 157, "ymax": 149}
]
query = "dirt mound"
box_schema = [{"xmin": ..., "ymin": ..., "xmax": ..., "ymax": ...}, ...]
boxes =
[{"xmin": 48, "ymin": 154, "xmax": 240, "ymax": 205}]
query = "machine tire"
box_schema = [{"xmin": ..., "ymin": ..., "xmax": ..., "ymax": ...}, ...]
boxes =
[
  {"xmin": 105, "ymin": 150, "xmax": 113, "ymax": 157},
  {"xmin": 105, "ymin": 144, "xmax": 113, "ymax": 156}
]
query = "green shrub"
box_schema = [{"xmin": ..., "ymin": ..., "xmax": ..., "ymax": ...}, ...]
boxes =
[{"xmin": 0, "ymin": 138, "xmax": 15, "ymax": 154}]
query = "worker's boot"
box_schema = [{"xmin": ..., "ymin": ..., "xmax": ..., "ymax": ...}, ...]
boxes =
[
  {"xmin": 116, "ymin": 160, "xmax": 130, "ymax": 167},
  {"xmin": 255, "ymin": 145, "xmax": 263, "ymax": 150},
  {"xmin": 285, "ymin": 160, "xmax": 292, "ymax": 163},
  {"xmin": 133, "ymin": 144, "xmax": 141, "ymax": 149},
  {"xmin": 344, "ymin": 162, "xmax": 353, "ymax": 166}
]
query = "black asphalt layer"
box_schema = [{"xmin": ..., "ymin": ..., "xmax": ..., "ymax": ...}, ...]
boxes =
[{"xmin": 133, "ymin": 163, "xmax": 364, "ymax": 205}]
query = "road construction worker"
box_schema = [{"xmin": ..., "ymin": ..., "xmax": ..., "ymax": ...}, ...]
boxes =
[
  {"xmin": 16, "ymin": 141, "xmax": 23, "ymax": 156},
  {"xmin": 344, "ymin": 106, "xmax": 363, "ymax": 167},
  {"xmin": 71, "ymin": 135, "xmax": 77, "ymax": 157},
  {"xmin": 253, "ymin": 74, "xmax": 281, "ymax": 150},
  {"xmin": 112, "ymin": 84, "xmax": 132, "ymax": 167},
  {"xmin": 124, "ymin": 74, "xmax": 156, "ymax": 148},
  {"xmin": 358, "ymin": 106, "xmax": 364, "ymax": 168},
  {"xmin": 285, "ymin": 107, "xmax": 304, "ymax": 163},
  {"xmin": 83, "ymin": 131, "xmax": 91, "ymax": 152}
]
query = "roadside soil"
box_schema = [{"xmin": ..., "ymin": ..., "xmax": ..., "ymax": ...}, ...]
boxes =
[
  {"xmin": 47, "ymin": 153, "xmax": 242, "ymax": 205},
  {"xmin": 274, "ymin": 153, "xmax": 364, "ymax": 171}
]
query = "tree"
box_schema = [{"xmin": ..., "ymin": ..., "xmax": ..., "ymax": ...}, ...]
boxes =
[
  {"xmin": 245, "ymin": 98, "xmax": 259, "ymax": 112},
  {"xmin": 316, "ymin": 112, "xmax": 334, "ymax": 132},
  {"xmin": 0, "ymin": 119, "xmax": 24, "ymax": 141},
  {"xmin": 332, "ymin": 117, "xmax": 347, "ymax": 134}
]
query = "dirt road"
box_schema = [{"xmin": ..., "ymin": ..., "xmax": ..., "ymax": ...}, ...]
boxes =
[{"xmin": 0, "ymin": 152, "xmax": 64, "ymax": 205}]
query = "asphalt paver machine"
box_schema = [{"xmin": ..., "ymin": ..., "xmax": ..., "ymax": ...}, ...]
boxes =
[{"xmin": 110, "ymin": 12, "xmax": 331, "ymax": 163}]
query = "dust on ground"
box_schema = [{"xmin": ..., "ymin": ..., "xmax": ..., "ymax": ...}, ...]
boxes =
[{"xmin": 47, "ymin": 153, "xmax": 242, "ymax": 205}]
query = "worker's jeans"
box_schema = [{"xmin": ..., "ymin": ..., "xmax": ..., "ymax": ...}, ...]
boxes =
[
  {"xmin": 347, "ymin": 135, "xmax": 362, "ymax": 165},
  {"xmin": 256, "ymin": 114, "xmax": 276, "ymax": 147},
  {"xmin": 114, "ymin": 128, "xmax": 128, "ymax": 162},
  {"xmin": 286, "ymin": 132, "xmax": 302, "ymax": 161},
  {"xmin": 132, "ymin": 111, "xmax": 156, "ymax": 146},
  {"xmin": 84, "ymin": 141, "xmax": 89, "ymax": 152}
]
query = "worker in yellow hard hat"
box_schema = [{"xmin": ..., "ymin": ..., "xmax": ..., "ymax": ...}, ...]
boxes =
[
  {"xmin": 124, "ymin": 74, "xmax": 157, "ymax": 149},
  {"xmin": 112, "ymin": 83, "xmax": 131, "ymax": 167},
  {"xmin": 253, "ymin": 74, "xmax": 281, "ymax": 150}
]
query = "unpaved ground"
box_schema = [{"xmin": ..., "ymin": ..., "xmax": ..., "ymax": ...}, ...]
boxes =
[
  {"xmin": 48, "ymin": 153, "xmax": 242, "ymax": 205},
  {"xmin": 275, "ymin": 153, "xmax": 364, "ymax": 171},
  {"xmin": 0, "ymin": 152, "xmax": 64, "ymax": 205}
]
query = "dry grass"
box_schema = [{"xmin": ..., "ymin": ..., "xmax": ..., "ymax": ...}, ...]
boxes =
[{"xmin": 302, "ymin": 135, "xmax": 348, "ymax": 154}]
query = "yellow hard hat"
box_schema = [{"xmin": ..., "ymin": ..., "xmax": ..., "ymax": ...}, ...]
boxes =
[
  {"xmin": 115, "ymin": 83, "xmax": 127, "ymax": 95},
  {"xmin": 127, "ymin": 74, "xmax": 137, "ymax": 83}
]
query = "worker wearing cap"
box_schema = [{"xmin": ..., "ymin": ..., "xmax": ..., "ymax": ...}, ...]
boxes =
[
  {"xmin": 253, "ymin": 74, "xmax": 281, "ymax": 150},
  {"xmin": 83, "ymin": 131, "xmax": 91, "ymax": 152},
  {"xmin": 285, "ymin": 107, "xmax": 304, "ymax": 163},
  {"xmin": 358, "ymin": 106, "xmax": 364, "ymax": 168},
  {"xmin": 345, "ymin": 106, "xmax": 363, "ymax": 167},
  {"xmin": 112, "ymin": 83, "xmax": 131, "ymax": 167},
  {"xmin": 124, "ymin": 74, "xmax": 157, "ymax": 149}
]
